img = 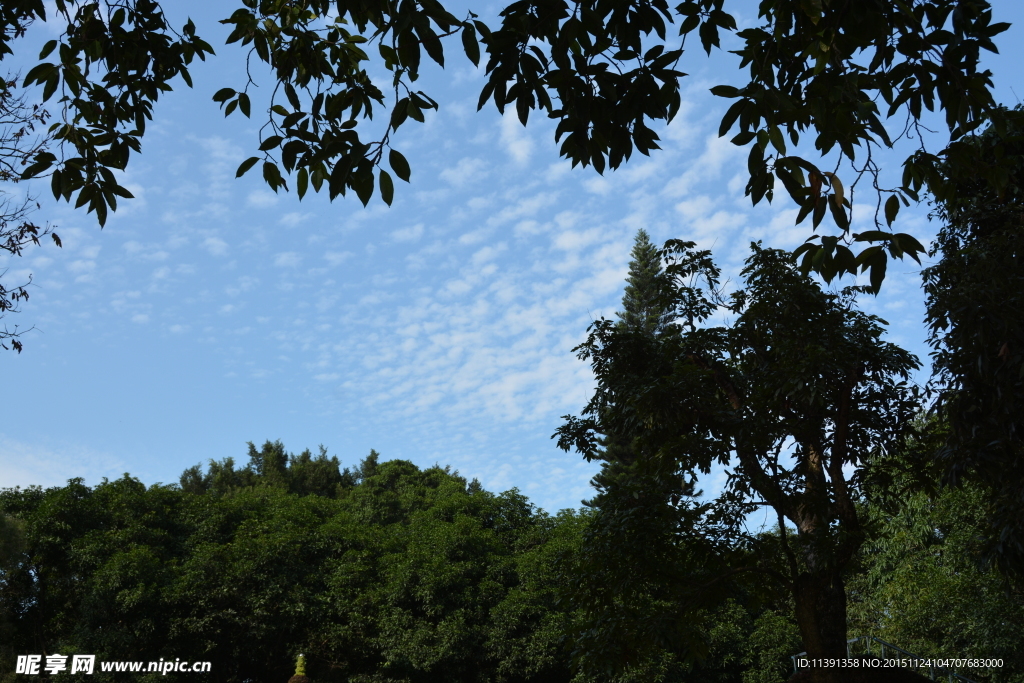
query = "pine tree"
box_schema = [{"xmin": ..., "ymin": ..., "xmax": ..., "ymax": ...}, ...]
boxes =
[
  {"xmin": 616, "ymin": 229, "xmax": 672, "ymax": 336},
  {"xmin": 598, "ymin": 230, "xmax": 675, "ymax": 465}
]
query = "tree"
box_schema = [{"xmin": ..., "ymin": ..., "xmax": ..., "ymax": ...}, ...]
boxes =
[
  {"xmin": 617, "ymin": 229, "xmax": 673, "ymax": 337},
  {"xmin": 922, "ymin": 108, "xmax": 1024, "ymax": 581},
  {"xmin": 0, "ymin": 446, "xmax": 585, "ymax": 683},
  {"xmin": 0, "ymin": 74, "xmax": 59, "ymax": 352},
  {"xmin": 601, "ymin": 229, "xmax": 676, "ymax": 464},
  {"xmin": 0, "ymin": 512, "xmax": 27, "ymax": 679},
  {"xmin": 556, "ymin": 241, "xmax": 920, "ymax": 682},
  {"xmin": 4, "ymin": 0, "xmax": 1020, "ymax": 290},
  {"xmin": 849, "ymin": 419, "xmax": 1024, "ymax": 683},
  {"xmin": 179, "ymin": 440, "xmax": 356, "ymax": 497}
]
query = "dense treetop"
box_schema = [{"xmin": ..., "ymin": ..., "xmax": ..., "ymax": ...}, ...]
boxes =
[{"xmin": 0, "ymin": 0, "xmax": 1019, "ymax": 290}]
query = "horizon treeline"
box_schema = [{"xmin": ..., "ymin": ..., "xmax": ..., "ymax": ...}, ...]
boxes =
[
  {"xmin": 2, "ymin": 440, "xmax": 1022, "ymax": 683},
  {"xmin": 0, "ymin": 443, "xmax": 801, "ymax": 683}
]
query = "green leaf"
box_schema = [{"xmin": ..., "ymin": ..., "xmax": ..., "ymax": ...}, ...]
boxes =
[
  {"xmin": 868, "ymin": 252, "xmax": 887, "ymax": 293},
  {"xmin": 263, "ymin": 161, "xmax": 283, "ymax": 191},
  {"xmin": 213, "ymin": 87, "xmax": 236, "ymax": 103},
  {"xmin": 379, "ymin": 169, "xmax": 394, "ymax": 206},
  {"xmin": 42, "ymin": 73, "xmax": 58, "ymax": 102},
  {"xmin": 259, "ymin": 135, "xmax": 283, "ymax": 152},
  {"xmin": 795, "ymin": 195, "xmax": 815, "ymax": 225},
  {"xmin": 461, "ymin": 25, "xmax": 480, "ymax": 66},
  {"xmin": 812, "ymin": 195, "xmax": 827, "ymax": 228},
  {"xmin": 719, "ymin": 100, "xmax": 745, "ymax": 138},
  {"xmin": 311, "ymin": 163, "xmax": 325, "ymax": 193},
  {"xmin": 710, "ymin": 85, "xmax": 740, "ymax": 98},
  {"xmin": 94, "ymin": 195, "xmax": 108, "ymax": 227},
  {"xmin": 389, "ymin": 149, "xmax": 411, "ymax": 182},
  {"xmin": 731, "ymin": 131, "xmax": 756, "ymax": 146},
  {"xmin": 236, "ymin": 156, "xmax": 260, "ymax": 178},
  {"xmin": 800, "ymin": 0, "xmax": 823, "ymax": 24},
  {"xmin": 680, "ymin": 14, "xmax": 700, "ymax": 34},
  {"xmin": 390, "ymin": 98, "xmax": 410, "ymax": 130},
  {"xmin": 22, "ymin": 62, "xmax": 52, "ymax": 87},
  {"xmin": 238, "ymin": 93, "xmax": 251, "ymax": 118},
  {"xmin": 884, "ymin": 194, "xmax": 900, "ymax": 227},
  {"xmin": 297, "ymin": 167, "xmax": 309, "ymax": 199},
  {"xmin": 853, "ymin": 231, "xmax": 891, "ymax": 243},
  {"xmin": 353, "ymin": 168, "xmax": 374, "ymax": 206},
  {"xmin": 21, "ymin": 158, "xmax": 54, "ymax": 179},
  {"xmin": 828, "ymin": 194, "xmax": 849, "ymax": 231},
  {"xmin": 775, "ymin": 167, "xmax": 805, "ymax": 204},
  {"xmin": 894, "ymin": 233, "xmax": 925, "ymax": 264},
  {"xmin": 284, "ymin": 83, "xmax": 301, "ymax": 111},
  {"xmin": 111, "ymin": 185, "xmax": 135, "ymax": 199},
  {"xmin": 39, "ymin": 40, "xmax": 58, "ymax": 60},
  {"xmin": 379, "ymin": 43, "xmax": 398, "ymax": 67}
]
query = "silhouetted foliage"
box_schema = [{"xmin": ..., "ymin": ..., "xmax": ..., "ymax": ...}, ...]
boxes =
[
  {"xmin": 557, "ymin": 241, "xmax": 919, "ymax": 683},
  {"xmin": 923, "ymin": 107, "xmax": 1024, "ymax": 581}
]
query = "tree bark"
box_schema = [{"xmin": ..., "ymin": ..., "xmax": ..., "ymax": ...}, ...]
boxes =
[{"xmin": 792, "ymin": 569, "xmax": 849, "ymax": 683}]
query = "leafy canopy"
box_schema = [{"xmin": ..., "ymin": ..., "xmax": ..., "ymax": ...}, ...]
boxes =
[
  {"xmin": 616, "ymin": 229, "xmax": 674, "ymax": 337},
  {"xmin": 4, "ymin": 0, "xmax": 1019, "ymax": 290},
  {"xmin": 922, "ymin": 107, "xmax": 1024, "ymax": 581},
  {"xmin": 556, "ymin": 240, "xmax": 920, "ymax": 665}
]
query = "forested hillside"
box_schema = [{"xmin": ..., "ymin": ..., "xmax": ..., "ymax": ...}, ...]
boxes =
[{"xmin": 2, "ymin": 438, "xmax": 1021, "ymax": 683}]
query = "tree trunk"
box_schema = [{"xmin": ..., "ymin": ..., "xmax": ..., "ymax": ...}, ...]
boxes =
[{"xmin": 792, "ymin": 569, "xmax": 848, "ymax": 683}]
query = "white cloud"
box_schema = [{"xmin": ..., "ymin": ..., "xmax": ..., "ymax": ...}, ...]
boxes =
[
  {"xmin": 324, "ymin": 251, "xmax": 353, "ymax": 266},
  {"xmin": 131, "ymin": 314, "xmax": 149, "ymax": 324},
  {"xmin": 391, "ymin": 223, "xmax": 424, "ymax": 243},
  {"xmin": 274, "ymin": 252, "xmax": 302, "ymax": 268},
  {"xmin": 485, "ymin": 191, "xmax": 559, "ymax": 228},
  {"xmin": 500, "ymin": 111, "xmax": 534, "ymax": 165},
  {"xmin": 202, "ymin": 237, "xmax": 229, "ymax": 256},
  {"xmin": 584, "ymin": 176, "xmax": 612, "ymax": 195},
  {"xmin": 280, "ymin": 211, "xmax": 313, "ymax": 228},
  {"xmin": 67, "ymin": 259, "xmax": 95, "ymax": 274},
  {"xmin": 247, "ymin": 189, "xmax": 280, "ymax": 208},
  {"xmin": 226, "ymin": 276, "xmax": 259, "ymax": 296},
  {"xmin": 553, "ymin": 228, "xmax": 605, "ymax": 252},
  {"xmin": 440, "ymin": 157, "xmax": 489, "ymax": 187},
  {"xmin": 0, "ymin": 434, "xmax": 130, "ymax": 490},
  {"xmin": 198, "ymin": 135, "xmax": 244, "ymax": 161}
]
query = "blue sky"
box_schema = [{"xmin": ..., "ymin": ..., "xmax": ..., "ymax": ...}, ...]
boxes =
[{"xmin": 2, "ymin": 1, "xmax": 1023, "ymax": 514}]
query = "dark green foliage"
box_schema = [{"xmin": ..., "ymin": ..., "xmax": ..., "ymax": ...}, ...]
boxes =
[
  {"xmin": 557, "ymin": 240, "xmax": 920, "ymax": 675},
  {"xmin": 0, "ymin": 512, "xmax": 26, "ymax": 673},
  {"xmin": 0, "ymin": 78, "xmax": 60, "ymax": 353},
  {"xmin": 0, "ymin": 447, "xmax": 576, "ymax": 683},
  {"xmin": 617, "ymin": 229, "xmax": 673, "ymax": 337},
  {"xmin": 6, "ymin": 434, "xmax": 1019, "ymax": 683},
  {"xmin": 17, "ymin": 0, "xmax": 214, "ymax": 226},
  {"xmin": 850, "ymin": 420, "xmax": 1024, "ymax": 683},
  {"xmin": 178, "ymin": 441, "xmax": 356, "ymax": 498},
  {"xmin": 922, "ymin": 107, "xmax": 1024, "ymax": 580},
  {"xmin": 480, "ymin": 0, "xmax": 1018, "ymax": 286},
  {"xmin": 5, "ymin": 0, "xmax": 1018, "ymax": 289},
  {"xmin": 600, "ymin": 230, "xmax": 675, "ymax": 465}
]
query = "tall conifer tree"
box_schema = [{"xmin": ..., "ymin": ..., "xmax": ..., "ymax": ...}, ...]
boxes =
[
  {"xmin": 616, "ymin": 229, "xmax": 672, "ymax": 336},
  {"xmin": 598, "ymin": 230, "xmax": 674, "ymax": 465}
]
